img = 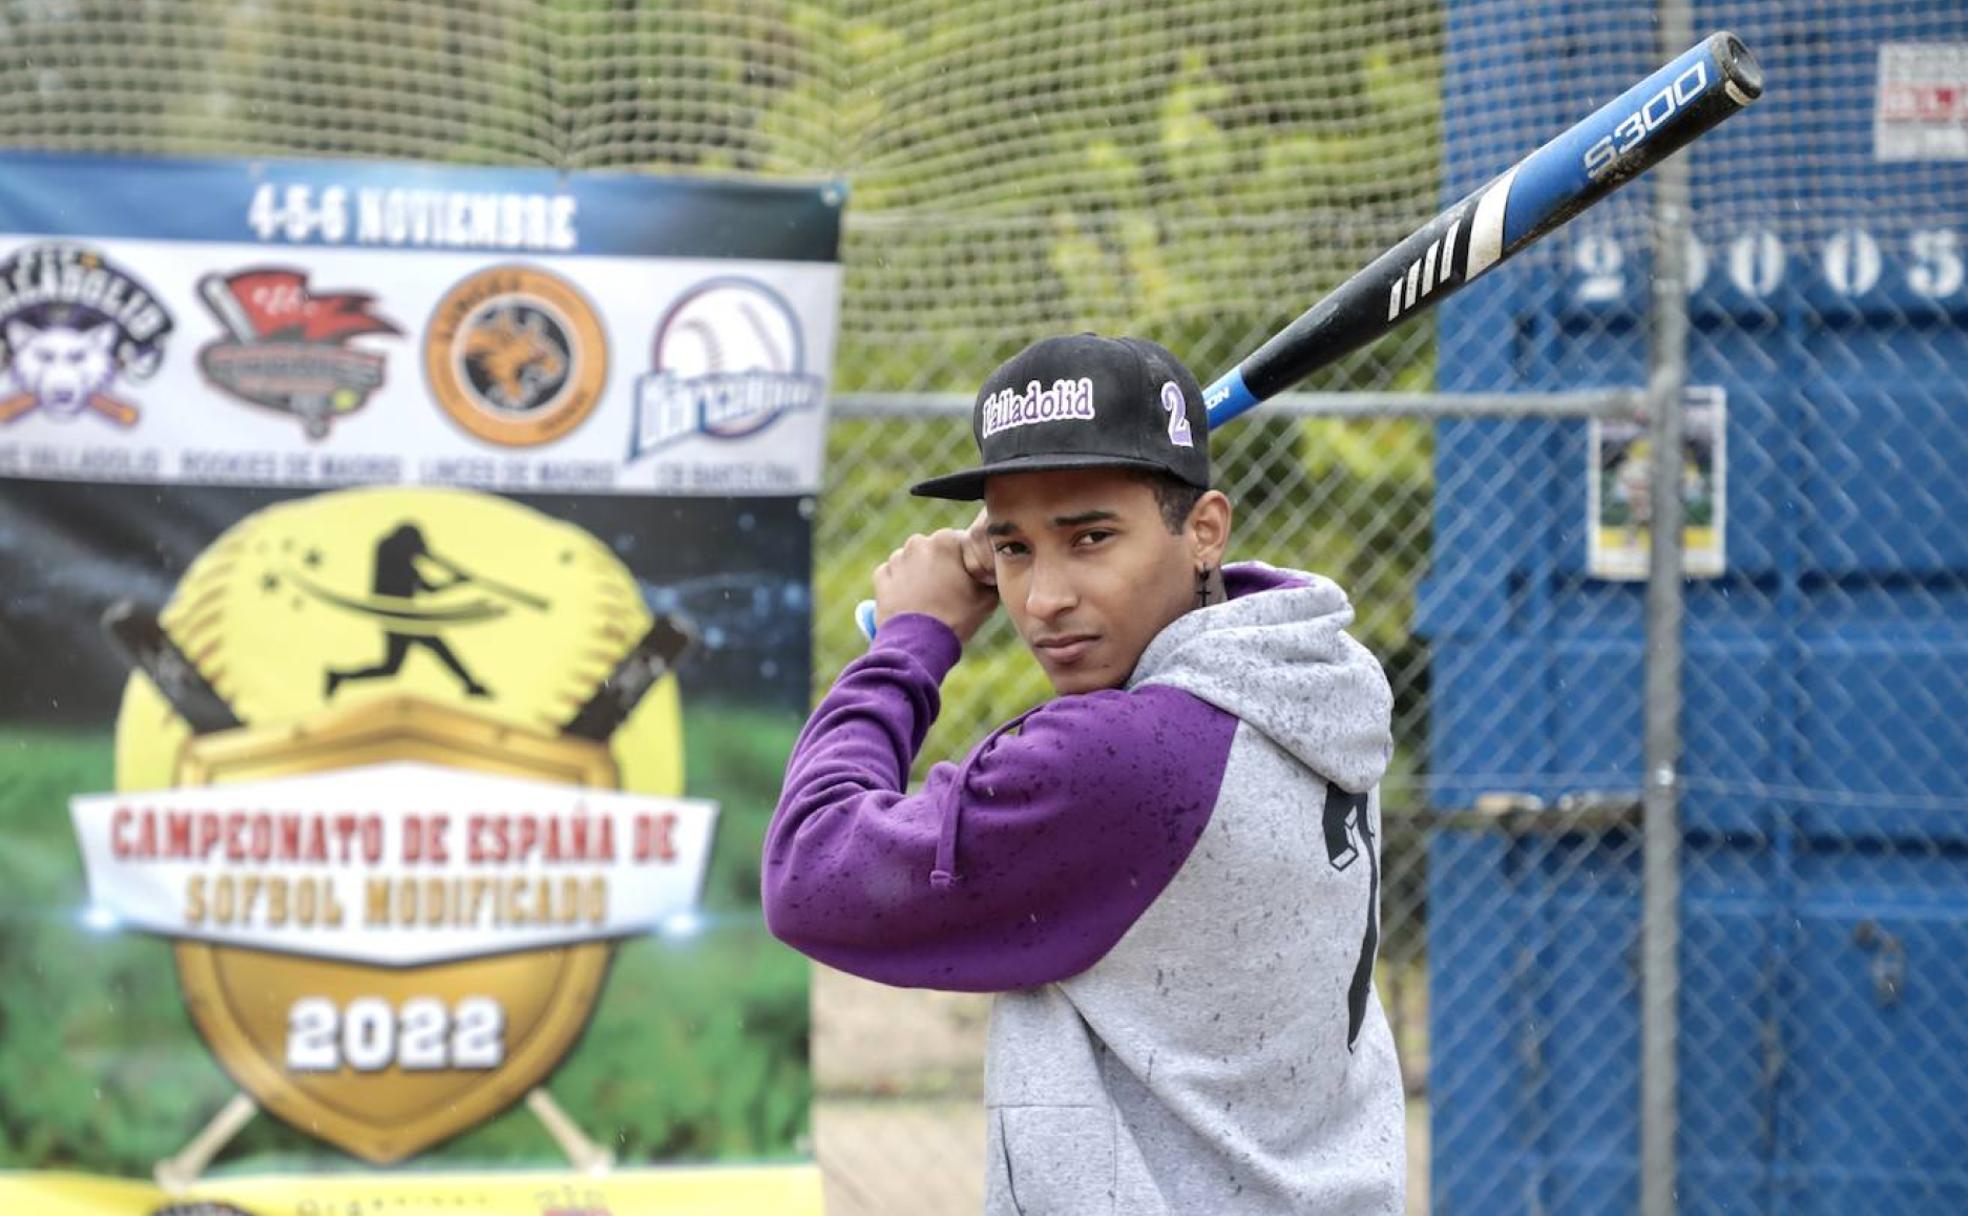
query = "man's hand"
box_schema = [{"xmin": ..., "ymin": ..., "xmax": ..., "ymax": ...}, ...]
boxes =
[
  {"xmin": 959, "ymin": 507, "xmax": 995, "ymax": 587},
  {"xmin": 874, "ymin": 527, "xmax": 998, "ymax": 644}
]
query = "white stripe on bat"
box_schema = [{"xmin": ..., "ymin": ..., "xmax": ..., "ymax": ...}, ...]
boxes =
[
  {"xmin": 1465, "ymin": 165, "xmax": 1518, "ymax": 280},
  {"xmin": 1388, "ymin": 208, "xmax": 1469, "ymax": 322}
]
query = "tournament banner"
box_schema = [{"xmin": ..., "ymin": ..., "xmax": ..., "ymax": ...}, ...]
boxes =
[{"xmin": 0, "ymin": 152, "xmax": 840, "ymax": 1213}]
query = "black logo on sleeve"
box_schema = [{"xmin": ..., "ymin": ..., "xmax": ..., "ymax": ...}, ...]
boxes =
[{"xmin": 1323, "ymin": 785, "xmax": 1377, "ymax": 1051}]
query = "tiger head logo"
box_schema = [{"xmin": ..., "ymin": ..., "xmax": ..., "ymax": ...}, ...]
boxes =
[
  {"xmin": 426, "ymin": 266, "xmax": 605, "ymax": 447},
  {"xmin": 461, "ymin": 305, "xmax": 569, "ymax": 412}
]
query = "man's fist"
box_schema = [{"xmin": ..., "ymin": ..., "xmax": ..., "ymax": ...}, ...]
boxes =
[
  {"xmin": 874, "ymin": 527, "xmax": 999, "ymax": 644},
  {"xmin": 959, "ymin": 507, "xmax": 994, "ymax": 587}
]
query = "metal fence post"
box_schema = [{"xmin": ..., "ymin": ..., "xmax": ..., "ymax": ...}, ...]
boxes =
[{"xmin": 1642, "ymin": 1, "xmax": 1694, "ymax": 1213}]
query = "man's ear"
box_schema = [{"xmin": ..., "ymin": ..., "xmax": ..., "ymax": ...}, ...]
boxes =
[{"xmin": 1187, "ymin": 489, "xmax": 1232, "ymax": 568}]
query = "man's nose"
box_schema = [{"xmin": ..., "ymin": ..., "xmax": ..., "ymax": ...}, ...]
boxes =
[{"xmin": 1023, "ymin": 556, "xmax": 1078, "ymax": 619}]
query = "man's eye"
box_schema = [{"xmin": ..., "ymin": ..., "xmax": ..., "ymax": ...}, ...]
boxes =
[
  {"xmin": 993, "ymin": 541, "xmax": 1027, "ymax": 557},
  {"xmin": 1074, "ymin": 530, "xmax": 1114, "ymax": 547}
]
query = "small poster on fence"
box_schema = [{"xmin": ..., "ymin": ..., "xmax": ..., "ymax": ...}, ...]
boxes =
[
  {"xmin": 1588, "ymin": 385, "xmax": 1727, "ymax": 580},
  {"xmin": 1875, "ymin": 42, "xmax": 1968, "ymax": 162}
]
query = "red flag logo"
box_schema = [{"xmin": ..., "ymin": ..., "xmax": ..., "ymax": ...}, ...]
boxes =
[{"xmin": 216, "ymin": 269, "xmax": 400, "ymax": 344}]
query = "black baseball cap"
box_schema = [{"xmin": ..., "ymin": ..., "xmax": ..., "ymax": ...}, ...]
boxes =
[{"xmin": 909, "ymin": 333, "xmax": 1210, "ymax": 500}]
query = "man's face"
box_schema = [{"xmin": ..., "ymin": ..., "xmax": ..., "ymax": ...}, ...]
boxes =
[{"xmin": 984, "ymin": 467, "xmax": 1215, "ymax": 695}]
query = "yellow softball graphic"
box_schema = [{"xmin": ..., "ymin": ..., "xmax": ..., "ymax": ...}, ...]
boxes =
[
  {"xmin": 113, "ymin": 485, "xmax": 682, "ymax": 799},
  {"xmin": 101, "ymin": 486, "xmax": 693, "ymax": 1163}
]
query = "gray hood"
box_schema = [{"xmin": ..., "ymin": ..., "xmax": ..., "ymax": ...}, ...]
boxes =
[{"xmin": 1129, "ymin": 561, "xmax": 1393, "ymax": 793}]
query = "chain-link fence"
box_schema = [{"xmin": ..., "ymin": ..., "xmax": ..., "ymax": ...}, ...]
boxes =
[
  {"xmin": 1, "ymin": 0, "xmax": 1964, "ymax": 1212},
  {"xmin": 809, "ymin": 4, "xmax": 1968, "ymax": 1212}
]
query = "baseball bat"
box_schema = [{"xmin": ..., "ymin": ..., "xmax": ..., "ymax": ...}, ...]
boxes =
[
  {"xmin": 103, "ymin": 600, "xmax": 244, "ymax": 735},
  {"xmin": 426, "ymin": 555, "xmax": 551, "ymax": 612},
  {"xmin": 856, "ymin": 31, "xmax": 1762, "ymax": 639}
]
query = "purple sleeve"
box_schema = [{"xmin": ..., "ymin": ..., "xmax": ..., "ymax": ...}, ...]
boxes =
[{"xmin": 763, "ymin": 612, "xmax": 1238, "ymax": 992}]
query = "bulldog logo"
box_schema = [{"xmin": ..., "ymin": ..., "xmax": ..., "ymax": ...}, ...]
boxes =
[
  {"xmin": 75, "ymin": 488, "xmax": 710, "ymax": 1165},
  {"xmin": 0, "ymin": 243, "xmax": 172, "ymax": 427}
]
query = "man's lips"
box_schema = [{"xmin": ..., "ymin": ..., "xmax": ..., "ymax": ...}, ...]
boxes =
[{"xmin": 1033, "ymin": 634, "xmax": 1099, "ymax": 665}]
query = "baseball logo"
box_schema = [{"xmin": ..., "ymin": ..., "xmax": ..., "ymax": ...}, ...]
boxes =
[
  {"xmin": 655, "ymin": 280, "xmax": 799, "ymax": 388},
  {"xmin": 629, "ymin": 278, "xmax": 824, "ymax": 458}
]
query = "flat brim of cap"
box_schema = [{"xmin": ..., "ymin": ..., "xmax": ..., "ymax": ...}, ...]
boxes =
[{"xmin": 909, "ymin": 453, "xmax": 1206, "ymax": 500}]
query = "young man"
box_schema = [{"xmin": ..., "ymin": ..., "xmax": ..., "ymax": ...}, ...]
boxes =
[{"xmin": 766, "ymin": 334, "xmax": 1404, "ymax": 1213}]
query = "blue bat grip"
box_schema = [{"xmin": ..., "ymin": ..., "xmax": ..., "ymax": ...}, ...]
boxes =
[
  {"xmin": 1203, "ymin": 365, "xmax": 1258, "ymax": 429},
  {"xmin": 855, "ymin": 598, "xmax": 878, "ymax": 640}
]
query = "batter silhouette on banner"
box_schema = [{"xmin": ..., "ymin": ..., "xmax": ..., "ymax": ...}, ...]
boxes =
[{"xmin": 323, "ymin": 522, "xmax": 547, "ymax": 700}]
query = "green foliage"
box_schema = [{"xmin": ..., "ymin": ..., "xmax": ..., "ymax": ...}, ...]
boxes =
[{"xmin": 0, "ymin": 0, "xmax": 1443, "ymax": 393}]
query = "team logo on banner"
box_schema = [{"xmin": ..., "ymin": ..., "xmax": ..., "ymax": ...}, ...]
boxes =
[
  {"xmin": 0, "ymin": 243, "xmax": 172, "ymax": 429},
  {"xmin": 425, "ymin": 266, "xmax": 608, "ymax": 448},
  {"xmin": 73, "ymin": 488, "xmax": 713, "ymax": 1164},
  {"xmin": 197, "ymin": 268, "xmax": 401, "ymax": 439},
  {"xmin": 627, "ymin": 278, "xmax": 824, "ymax": 458}
]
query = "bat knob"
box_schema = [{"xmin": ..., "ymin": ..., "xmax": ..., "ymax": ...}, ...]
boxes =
[
  {"xmin": 1711, "ymin": 31, "xmax": 1763, "ymax": 101},
  {"xmin": 854, "ymin": 599, "xmax": 878, "ymax": 641}
]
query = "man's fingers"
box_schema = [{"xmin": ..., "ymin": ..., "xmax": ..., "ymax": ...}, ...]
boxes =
[
  {"xmin": 879, "ymin": 529, "xmax": 996, "ymax": 592},
  {"xmin": 937, "ymin": 528, "xmax": 993, "ymax": 586},
  {"xmin": 869, "ymin": 529, "xmax": 998, "ymax": 644},
  {"xmin": 960, "ymin": 539, "xmax": 994, "ymax": 583},
  {"xmin": 961, "ymin": 509, "xmax": 996, "ymax": 586}
]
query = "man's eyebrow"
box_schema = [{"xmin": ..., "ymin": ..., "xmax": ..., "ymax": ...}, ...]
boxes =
[
  {"xmin": 1051, "ymin": 508, "xmax": 1119, "ymax": 528},
  {"xmin": 986, "ymin": 508, "xmax": 1119, "ymax": 536}
]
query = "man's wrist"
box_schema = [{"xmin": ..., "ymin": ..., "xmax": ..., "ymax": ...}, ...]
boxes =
[{"xmin": 871, "ymin": 611, "xmax": 964, "ymax": 682}]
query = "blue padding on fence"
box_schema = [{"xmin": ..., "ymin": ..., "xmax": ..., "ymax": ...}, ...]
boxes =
[{"xmin": 1428, "ymin": 0, "xmax": 1968, "ymax": 1209}]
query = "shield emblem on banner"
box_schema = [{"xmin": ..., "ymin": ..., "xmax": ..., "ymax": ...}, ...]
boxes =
[
  {"xmin": 171, "ymin": 696, "xmax": 620, "ymax": 1164},
  {"xmin": 89, "ymin": 486, "xmax": 701, "ymax": 1167}
]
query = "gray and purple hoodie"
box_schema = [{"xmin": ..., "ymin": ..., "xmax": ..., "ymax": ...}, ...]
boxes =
[{"xmin": 765, "ymin": 562, "xmax": 1405, "ymax": 1214}]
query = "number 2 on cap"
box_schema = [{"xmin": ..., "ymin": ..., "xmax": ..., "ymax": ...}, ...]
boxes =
[{"xmin": 1162, "ymin": 382, "xmax": 1194, "ymax": 448}]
